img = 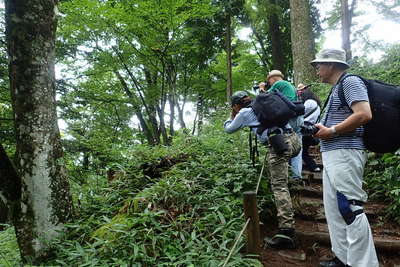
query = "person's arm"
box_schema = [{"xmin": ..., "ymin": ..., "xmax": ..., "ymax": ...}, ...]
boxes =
[
  {"xmin": 315, "ymin": 101, "xmax": 372, "ymax": 140},
  {"xmin": 224, "ymin": 110, "xmax": 247, "ymax": 134}
]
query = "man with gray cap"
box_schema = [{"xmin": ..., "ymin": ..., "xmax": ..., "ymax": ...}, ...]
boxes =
[
  {"xmin": 224, "ymin": 91, "xmax": 301, "ymax": 250},
  {"xmin": 310, "ymin": 48, "xmax": 378, "ymax": 267}
]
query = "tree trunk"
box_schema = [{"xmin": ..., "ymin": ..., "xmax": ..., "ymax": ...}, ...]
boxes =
[
  {"xmin": 5, "ymin": 0, "xmax": 73, "ymax": 263},
  {"xmin": 156, "ymin": 105, "xmax": 170, "ymax": 145},
  {"xmin": 268, "ymin": 0, "xmax": 285, "ymax": 72},
  {"xmin": 226, "ymin": 13, "xmax": 233, "ymax": 103},
  {"xmin": 195, "ymin": 96, "xmax": 204, "ymax": 136},
  {"xmin": 114, "ymin": 70, "xmax": 157, "ymax": 145},
  {"xmin": 175, "ymin": 99, "xmax": 187, "ymax": 130},
  {"xmin": 341, "ymin": 0, "xmax": 355, "ymax": 61},
  {"xmin": 168, "ymin": 93, "xmax": 175, "ymax": 136},
  {"xmin": 289, "ymin": 0, "xmax": 318, "ymax": 85}
]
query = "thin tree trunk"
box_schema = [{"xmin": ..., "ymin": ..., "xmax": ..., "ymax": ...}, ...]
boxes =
[
  {"xmin": 114, "ymin": 70, "xmax": 157, "ymax": 145},
  {"xmin": 226, "ymin": 13, "xmax": 233, "ymax": 102},
  {"xmin": 168, "ymin": 93, "xmax": 175, "ymax": 136},
  {"xmin": 5, "ymin": 0, "xmax": 73, "ymax": 263},
  {"xmin": 175, "ymin": 99, "xmax": 187, "ymax": 129},
  {"xmin": 341, "ymin": 0, "xmax": 355, "ymax": 61},
  {"xmin": 289, "ymin": 0, "xmax": 318, "ymax": 85},
  {"xmin": 251, "ymin": 27, "xmax": 272, "ymax": 68},
  {"xmin": 156, "ymin": 105, "xmax": 170, "ymax": 145},
  {"xmin": 196, "ymin": 96, "xmax": 204, "ymax": 136},
  {"xmin": 192, "ymin": 109, "xmax": 198, "ymax": 136}
]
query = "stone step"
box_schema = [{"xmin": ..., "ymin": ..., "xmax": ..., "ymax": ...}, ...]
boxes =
[
  {"xmin": 293, "ymin": 196, "xmax": 388, "ymax": 222},
  {"xmin": 291, "ymin": 184, "xmax": 323, "ymax": 198},
  {"xmin": 301, "ymin": 170, "xmax": 322, "ymax": 184},
  {"xmin": 295, "ymin": 219, "xmax": 400, "ymax": 253}
]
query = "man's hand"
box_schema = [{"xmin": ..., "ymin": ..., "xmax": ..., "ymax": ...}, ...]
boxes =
[
  {"xmin": 314, "ymin": 101, "xmax": 372, "ymax": 140},
  {"xmin": 231, "ymin": 104, "xmax": 240, "ymax": 119},
  {"xmin": 231, "ymin": 109, "xmax": 238, "ymax": 120},
  {"xmin": 314, "ymin": 123, "xmax": 335, "ymax": 140},
  {"xmin": 258, "ymin": 82, "xmax": 267, "ymax": 92}
]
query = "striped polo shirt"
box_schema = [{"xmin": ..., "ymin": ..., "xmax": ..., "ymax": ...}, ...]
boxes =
[{"xmin": 320, "ymin": 75, "xmax": 369, "ymax": 152}]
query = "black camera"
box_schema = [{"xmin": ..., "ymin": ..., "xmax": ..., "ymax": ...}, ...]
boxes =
[
  {"xmin": 253, "ymin": 82, "xmax": 270, "ymax": 91},
  {"xmin": 300, "ymin": 123, "xmax": 319, "ymax": 136}
]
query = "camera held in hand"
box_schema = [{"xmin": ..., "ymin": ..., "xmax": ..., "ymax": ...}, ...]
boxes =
[
  {"xmin": 253, "ymin": 81, "xmax": 270, "ymax": 92},
  {"xmin": 301, "ymin": 122, "xmax": 319, "ymax": 136}
]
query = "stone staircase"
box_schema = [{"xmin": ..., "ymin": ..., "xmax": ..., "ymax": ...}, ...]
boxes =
[{"xmin": 259, "ymin": 169, "xmax": 400, "ymax": 266}]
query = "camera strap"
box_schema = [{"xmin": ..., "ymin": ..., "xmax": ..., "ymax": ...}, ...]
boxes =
[
  {"xmin": 318, "ymin": 72, "xmax": 348, "ymax": 125},
  {"xmin": 304, "ymin": 105, "xmax": 318, "ymax": 119},
  {"xmin": 248, "ymin": 127, "xmax": 259, "ymax": 167}
]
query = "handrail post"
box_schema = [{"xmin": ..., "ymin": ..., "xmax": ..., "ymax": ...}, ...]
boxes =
[{"xmin": 243, "ymin": 191, "xmax": 261, "ymax": 257}]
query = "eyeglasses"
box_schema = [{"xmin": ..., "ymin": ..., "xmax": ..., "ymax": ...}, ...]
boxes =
[{"xmin": 314, "ymin": 63, "xmax": 331, "ymax": 70}]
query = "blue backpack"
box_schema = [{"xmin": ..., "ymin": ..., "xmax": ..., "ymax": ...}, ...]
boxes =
[{"xmin": 337, "ymin": 74, "xmax": 400, "ymax": 153}]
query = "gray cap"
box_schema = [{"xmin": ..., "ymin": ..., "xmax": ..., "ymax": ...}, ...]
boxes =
[
  {"xmin": 310, "ymin": 48, "xmax": 349, "ymax": 68},
  {"xmin": 231, "ymin": 91, "xmax": 248, "ymax": 105}
]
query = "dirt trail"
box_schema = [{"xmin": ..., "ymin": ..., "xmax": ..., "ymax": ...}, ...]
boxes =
[{"xmin": 259, "ymin": 151, "xmax": 400, "ymax": 267}]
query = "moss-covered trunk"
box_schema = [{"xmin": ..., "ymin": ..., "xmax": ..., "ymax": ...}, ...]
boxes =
[
  {"xmin": 289, "ymin": 0, "xmax": 318, "ymax": 85},
  {"xmin": 5, "ymin": 0, "xmax": 73, "ymax": 263}
]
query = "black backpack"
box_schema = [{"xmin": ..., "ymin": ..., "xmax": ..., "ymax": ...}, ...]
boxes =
[
  {"xmin": 337, "ymin": 74, "xmax": 400, "ymax": 153},
  {"xmin": 251, "ymin": 90, "xmax": 304, "ymax": 133}
]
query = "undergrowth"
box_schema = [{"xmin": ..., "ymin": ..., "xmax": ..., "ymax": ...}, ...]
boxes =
[
  {"xmin": 43, "ymin": 115, "xmax": 265, "ymax": 266},
  {"xmin": 2, "ymin": 113, "xmax": 399, "ymax": 266},
  {"xmin": 365, "ymin": 152, "xmax": 400, "ymax": 223},
  {"xmin": 0, "ymin": 224, "xmax": 20, "ymax": 266}
]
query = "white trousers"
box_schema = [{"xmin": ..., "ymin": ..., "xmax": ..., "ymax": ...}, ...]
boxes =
[{"xmin": 322, "ymin": 149, "xmax": 379, "ymax": 267}]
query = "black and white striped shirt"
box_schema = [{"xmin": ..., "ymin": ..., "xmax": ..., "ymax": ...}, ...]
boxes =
[{"xmin": 320, "ymin": 75, "xmax": 369, "ymax": 152}]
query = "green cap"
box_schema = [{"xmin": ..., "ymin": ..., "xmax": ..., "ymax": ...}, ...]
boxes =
[{"xmin": 231, "ymin": 91, "xmax": 248, "ymax": 106}]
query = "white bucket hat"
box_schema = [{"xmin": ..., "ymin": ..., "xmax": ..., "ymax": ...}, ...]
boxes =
[{"xmin": 310, "ymin": 48, "xmax": 349, "ymax": 68}]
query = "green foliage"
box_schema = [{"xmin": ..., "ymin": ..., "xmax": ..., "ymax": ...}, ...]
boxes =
[
  {"xmin": 26, "ymin": 113, "xmax": 266, "ymax": 266},
  {"xmin": 351, "ymin": 43, "xmax": 400, "ymax": 85},
  {"xmin": 371, "ymin": 0, "xmax": 400, "ymax": 23},
  {"xmin": 0, "ymin": 225, "xmax": 21, "ymax": 266},
  {"xmin": 0, "ymin": 8, "xmax": 15, "ymax": 154},
  {"xmin": 365, "ymin": 152, "xmax": 400, "ymax": 223}
]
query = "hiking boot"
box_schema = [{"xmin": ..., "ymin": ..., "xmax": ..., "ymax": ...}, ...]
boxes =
[
  {"xmin": 264, "ymin": 228, "xmax": 297, "ymax": 249},
  {"xmin": 319, "ymin": 256, "xmax": 348, "ymax": 267}
]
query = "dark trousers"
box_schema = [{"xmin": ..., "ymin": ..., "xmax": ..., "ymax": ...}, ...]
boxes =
[{"xmin": 302, "ymin": 136, "xmax": 318, "ymax": 171}]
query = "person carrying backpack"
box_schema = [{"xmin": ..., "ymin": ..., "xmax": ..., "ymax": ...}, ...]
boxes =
[
  {"xmin": 297, "ymin": 84, "xmax": 321, "ymax": 172},
  {"xmin": 310, "ymin": 48, "xmax": 379, "ymax": 267},
  {"xmin": 224, "ymin": 91, "xmax": 301, "ymax": 250},
  {"xmin": 258, "ymin": 70, "xmax": 304, "ymax": 180}
]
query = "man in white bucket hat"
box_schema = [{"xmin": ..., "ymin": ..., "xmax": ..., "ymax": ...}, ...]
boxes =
[{"xmin": 310, "ymin": 48, "xmax": 378, "ymax": 267}]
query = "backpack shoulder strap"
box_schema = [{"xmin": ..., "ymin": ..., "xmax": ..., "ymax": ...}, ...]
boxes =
[
  {"xmin": 337, "ymin": 73, "xmax": 366, "ymax": 108},
  {"xmin": 319, "ymin": 72, "xmax": 351, "ymax": 124}
]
